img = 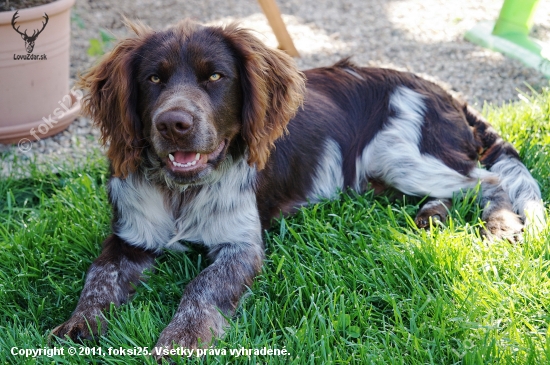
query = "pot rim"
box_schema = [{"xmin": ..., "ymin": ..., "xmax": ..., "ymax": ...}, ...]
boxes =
[
  {"xmin": 0, "ymin": 93, "xmax": 80, "ymax": 144},
  {"xmin": 0, "ymin": 0, "xmax": 76, "ymax": 24}
]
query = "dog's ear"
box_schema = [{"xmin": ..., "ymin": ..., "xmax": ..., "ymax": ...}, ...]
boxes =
[
  {"xmin": 222, "ymin": 25, "xmax": 306, "ymax": 170},
  {"xmin": 77, "ymin": 21, "xmax": 153, "ymax": 178}
]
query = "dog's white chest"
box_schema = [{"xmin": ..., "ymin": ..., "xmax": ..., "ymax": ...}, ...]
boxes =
[
  {"xmin": 171, "ymin": 165, "xmax": 261, "ymax": 247},
  {"xmin": 110, "ymin": 160, "xmax": 261, "ymax": 251}
]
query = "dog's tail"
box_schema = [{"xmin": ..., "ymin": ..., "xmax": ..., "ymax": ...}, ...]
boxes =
[{"xmin": 464, "ymin": 105, "xmax": 546, "ymax": 231}]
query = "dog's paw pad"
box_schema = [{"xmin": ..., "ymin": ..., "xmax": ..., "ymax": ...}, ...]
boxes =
[
  {"xmin": 482, "ymin": 211, "xmax": 524, "ymax": 243},
  {"xmin": 415, "ymin": 200, "xmax": 450, "ymax": 229},
  {"xmin": 415, "ymin": 214, "xmax": 443, "ymax": 228}
]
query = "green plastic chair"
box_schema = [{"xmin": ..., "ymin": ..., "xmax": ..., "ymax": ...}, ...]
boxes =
[{"xmin": 465, "ymin": 0, "xmax": 550, "ymax": 77}]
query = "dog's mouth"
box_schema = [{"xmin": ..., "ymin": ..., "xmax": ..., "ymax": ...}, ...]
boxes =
[{"xmin": 165, "ymin": 139, "xmax": 226, "ymax": 174}]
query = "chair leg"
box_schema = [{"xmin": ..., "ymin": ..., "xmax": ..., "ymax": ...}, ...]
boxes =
[{"xmin": 257, "ymin": 0, "xmax": 300, "ymax": 57}]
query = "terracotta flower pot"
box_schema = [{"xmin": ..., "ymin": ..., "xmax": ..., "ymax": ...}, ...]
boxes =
[{"xmin": 0, "ymin": 0, "xmax": 80, "ymax": 145}]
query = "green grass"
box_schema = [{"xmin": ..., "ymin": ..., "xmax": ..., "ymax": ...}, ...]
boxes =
[{"xmin": 1, "ymin": 88, "xmax": 549, "ymax": 364}]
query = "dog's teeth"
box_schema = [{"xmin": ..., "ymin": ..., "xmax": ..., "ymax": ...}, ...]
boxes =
[
  {"xmin": 171, "ymin": 156, "xmax": 199, "ymax": 169},
  {"xmin": 195, "ymin": 153, "xmax": 200, "ymax": 161}
]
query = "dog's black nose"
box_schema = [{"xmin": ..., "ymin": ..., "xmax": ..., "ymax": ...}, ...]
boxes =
[{"xmin": 156, "ymin": 110, "xmax": 194, "ymax": 138}]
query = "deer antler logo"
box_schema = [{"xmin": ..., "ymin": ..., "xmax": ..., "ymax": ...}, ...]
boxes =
[{"xmin": 11, "ymin": 11, "xmax": 49, "ymax": 54}]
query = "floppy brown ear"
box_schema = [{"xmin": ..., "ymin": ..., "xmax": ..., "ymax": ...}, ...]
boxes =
[
  {"xmin": 221, "ymin": 25, "xmax": 306, "ymax": 170},
  {"xmin": 77, "ymin": 21, "xmax": 153, "ymax": 178}
]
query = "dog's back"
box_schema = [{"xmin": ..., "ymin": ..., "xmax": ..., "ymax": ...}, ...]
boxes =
[{"xmin": 257, "ymin": 59, "xmax": 545, "ymax": 235}]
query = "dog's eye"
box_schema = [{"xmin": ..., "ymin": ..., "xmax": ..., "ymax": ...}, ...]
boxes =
[
  {"xmin": 150, "ymin": 75, "xmax": 161, "ymax": 84},
  {"xmin": 209, "ymin": 73, "xmax": 221, "ymax": 81}
]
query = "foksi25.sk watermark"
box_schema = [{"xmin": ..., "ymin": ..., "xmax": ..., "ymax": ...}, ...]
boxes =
[{"xmin": 18, "ymin": 88, "xmax": 83, "ymax": 153}]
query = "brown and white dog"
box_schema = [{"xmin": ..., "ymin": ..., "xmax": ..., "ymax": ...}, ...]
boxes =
[{"xmin": 52, "ymin": 19, "xmax": 545, "ymax": 352}]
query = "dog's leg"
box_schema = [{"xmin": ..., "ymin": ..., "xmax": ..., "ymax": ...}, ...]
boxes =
[
  {"xmin": 51, "ymin": 235, "xmax": 156, "ymax": 341},
  {"xmin": 415, "ymin": 198, "xmax": 452, "ymax": 229},
  {"xmin": 154, "ymin": 242, "xmax": 263, "ymax": 352},
  {"xmin": 479, "ymin": 181, "xmax": 524, "ymax": 242},
  {"xmin": 466, "ymin": 106, "xmax": 545, "ymax": 234},
  {"xmin": 357, "ymin": 87, "xmax": 527, "ymax": 241}
]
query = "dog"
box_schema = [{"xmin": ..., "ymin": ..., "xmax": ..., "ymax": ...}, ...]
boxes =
[{"xmin": 52, "ymin": 19, "xmax": 546, "ymax": 353}]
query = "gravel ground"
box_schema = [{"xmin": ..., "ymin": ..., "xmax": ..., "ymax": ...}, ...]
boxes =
[{"xmin": 2, "ymin": 0, "xmax": 550, "ymax": 175}]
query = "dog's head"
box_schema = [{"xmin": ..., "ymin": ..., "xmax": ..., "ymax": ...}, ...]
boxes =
[{"xmin": 78, "ymin": 20, "xmax": 305, "ymax": 185}]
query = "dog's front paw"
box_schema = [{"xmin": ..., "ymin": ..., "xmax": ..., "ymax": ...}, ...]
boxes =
[
  {"xmin": 152, "ymin": 308, "xmax": 225, "ymax": 361},
  {"xmin": 50, "ymin": 310, "xmax": 106, "ymax": 342},
  {"xmin": 482, "ymin": 210, "xmax": 524, "ymax": 243}
]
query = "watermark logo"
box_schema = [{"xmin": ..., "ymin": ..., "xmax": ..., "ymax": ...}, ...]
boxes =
[
  {"xmin": 17, "ymin": 88, "xmax": 83, "ymax": 153},
  {"xmin": 18, "ymin": 138, "xmax": 33, "ymax": 152},
  {"xmin": 12, "ymin": 10, "xmax": 48, "ymax": 60}
]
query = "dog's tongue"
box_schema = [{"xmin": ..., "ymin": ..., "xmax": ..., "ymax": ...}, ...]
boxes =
[{"xmin": 173, "ymin": 151, "xmax": 198, "ymax": 164}]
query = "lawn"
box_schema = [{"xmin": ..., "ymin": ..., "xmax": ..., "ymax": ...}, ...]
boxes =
[{"xmin": 1, "ymin": 88, "xmax": 549, "ymax": 364}]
